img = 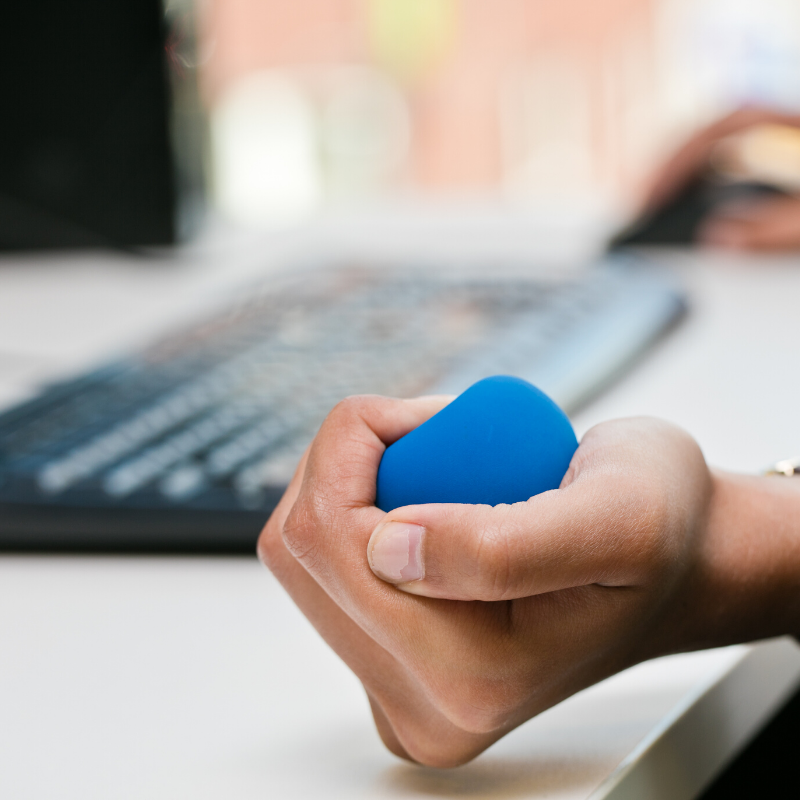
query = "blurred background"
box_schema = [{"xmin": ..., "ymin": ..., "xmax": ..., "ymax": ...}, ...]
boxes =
[
  {"xmin": 183, "ymin": 0, "xmax": 800, "ymax": 229},
  {"xmin": 4, "ymin": 0, "xmax": 800, "ymax": 247}
]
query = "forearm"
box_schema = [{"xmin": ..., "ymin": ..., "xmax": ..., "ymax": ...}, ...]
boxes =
[{"xmin": 679, "ymin": 470, "xmax": 800, "ymax": 651}]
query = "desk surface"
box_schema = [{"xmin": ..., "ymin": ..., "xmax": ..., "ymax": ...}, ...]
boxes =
[{"xmin": 1, "ymin": 215, "xmax": 799, "ymax": 799}]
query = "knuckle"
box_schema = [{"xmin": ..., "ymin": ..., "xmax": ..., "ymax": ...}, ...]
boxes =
[
  {"xmin": 615, "ymin": 479, "xmax": 673, "ymax": 576},
  {"xmin": 433, "ymin": 671, "xmax": 526, "ymax": 735},
  {"xmin": 378, "ymin": 696, "xmax": 501, "ymax": 767},
  {"xmin": 256, "ymin": 517, "xmax": 284, "ymax": 571},
  {"xmin": 281, "ymin": 500, "xmax": 326, "ymax": 567},
  {"xmin": 418, "ymin": 641, "xmax": 528, "ymax": 735},
  {"xmin": 404, "ymin": 736, "xmax": 487, "ymax": 768},
  {"xmin": 468, "ymin": 520, "xmax": 515, "ymax": 601},
  {"xmin": 325, "ymin": 394, "xmax": 372, "ymax": 429},
  {"xmin": 370, "ymin": 642, "xmax": 533, "ymax": 765}
]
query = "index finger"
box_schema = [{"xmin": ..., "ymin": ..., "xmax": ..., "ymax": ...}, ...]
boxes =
[{"xmin": 303, "ymin": 394, "xmax": 453, "ymax": 511}]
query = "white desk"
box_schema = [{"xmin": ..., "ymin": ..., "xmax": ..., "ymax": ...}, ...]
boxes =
[{"xmin": 1, "ymin": 216, "xmax": 799, "ymax": 799}]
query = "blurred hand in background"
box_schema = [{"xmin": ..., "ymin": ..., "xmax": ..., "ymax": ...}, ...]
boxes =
[{"xmin": 643, "ymin": 107, "xmax": 800, "ymax": 252}]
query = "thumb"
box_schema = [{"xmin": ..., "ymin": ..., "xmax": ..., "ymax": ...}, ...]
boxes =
[{"xmin": 366, "ymin": 486, "xmax": 629, "ymax": 601}]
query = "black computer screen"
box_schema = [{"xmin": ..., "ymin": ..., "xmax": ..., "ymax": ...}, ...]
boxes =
[{"xmin": 0, "ymin": 0, "xmax": 175, "ymax": 249}]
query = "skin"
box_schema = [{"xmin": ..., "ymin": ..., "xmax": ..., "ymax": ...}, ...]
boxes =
[
  {"xmin": 641, "ymin": 106, "xmax": 800, "ymax": 252},
  {"xmin": 258, "ymin": 394, "xmax": 800, "ymax": 767}
]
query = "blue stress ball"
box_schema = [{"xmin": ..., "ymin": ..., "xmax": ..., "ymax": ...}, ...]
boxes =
[{"xmin": 375, "ymin": 376, "xmax": 578, "ymax": 512}]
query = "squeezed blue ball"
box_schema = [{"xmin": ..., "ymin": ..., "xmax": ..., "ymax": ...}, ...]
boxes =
[{"xmin": 376, "ymin": 376, "xmax": 578, "ymax": 512}]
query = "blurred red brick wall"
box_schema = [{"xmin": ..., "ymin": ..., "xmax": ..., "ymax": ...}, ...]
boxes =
[{"xmin": 200, "ymin": 0, "xmax": 659, "ymax": 195}]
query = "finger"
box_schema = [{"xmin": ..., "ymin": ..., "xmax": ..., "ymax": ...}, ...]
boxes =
[
  {"xmin": 259, "ymin": 446, "xmax": 409, "ymax": 711},
  {"xmin": 699, "ymin": 195, "xmax": 800, "ymax": 252},
  {"xmin": 258, "ymin": 439, "xmax": 406, "ymax": 701},
  {"xmin": 642, "ymin": 108, "xmax": 800, "ymax": 212},
  {"xmin": 280, "ymin": 394, "xmax": 543, "ymax": 726},
  {"xmin": 365, "ymin": 491, "xmax": 626, "ymax": 601},
  {"xmin": 279, "ymin": 392, "xmax": 457, "ymax": 627},
  {"xmin": 258, "ymin": 393, "xmax": 453, "ymax": 557},
  {"xmin": 257, "ymin": 446, "xmax": 495, "ymax": 766},
  {"xmin": 304, "ymin": 393, "xmax": 452, "ymax": 511},
  {"xmin": 281, "ymin": 394, "xmax": 452, "ymax": 580},
  {"xmin": 280, "ymin": 393, "xmax": 459, "ymax": 604},
  {"xmin": 262, "ymin": 513, "xmax": 494, "ymax": 764},
  {"xmin": 367, "ymin": 418, "xmax": 706, "ymax": 601},
  {"xmin": 259, "ymin": 395, "xmax": 505, "ymax": 762},
  {"xmin": 257, "ymin": 445, "xmax": 311, "ymax": 562},
  {"xmin": 642, "ymin": 131, "xmax": 720, "ymax": 212},
  {"xmin": 367, "ymin": 692, "xmax": 411, "ymax": 761}
]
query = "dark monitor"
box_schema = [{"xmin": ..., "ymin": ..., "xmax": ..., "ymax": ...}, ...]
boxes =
[{"xmin": 0, "ymin": 0, "xmax": 176, "ymax": 250}]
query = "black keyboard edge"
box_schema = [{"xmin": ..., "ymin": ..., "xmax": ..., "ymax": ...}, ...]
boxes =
[{"xmin": 0, "ymin": 499, "xmax": 282, "ymax": 555}]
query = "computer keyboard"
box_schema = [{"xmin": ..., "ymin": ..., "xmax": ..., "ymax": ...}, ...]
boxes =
[{"xmin": 0, "ymin": 256, "xmax": 685, "ymax": 552}]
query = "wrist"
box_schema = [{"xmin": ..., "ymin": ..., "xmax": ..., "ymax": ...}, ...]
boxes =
[{"xmin": 686, "ymin": 469, "xmax": 800, "ymax": 649}]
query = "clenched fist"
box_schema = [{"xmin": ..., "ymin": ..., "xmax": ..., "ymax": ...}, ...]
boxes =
[{"xmin": 258, "ymin": 395, "xmax": 800, "ymax": 766}]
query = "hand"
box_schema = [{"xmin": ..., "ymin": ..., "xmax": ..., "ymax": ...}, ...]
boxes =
[
  {"xmin": 699, "ymin": 194, "xmax": 800, "ymax": 252},
  {"xmin": 258, "ymin": 396, "xmax": 800, "ymax": 766},
  {"xmin": 643, "ymin": 107, "xmax": 800, "ymax": 252}
]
